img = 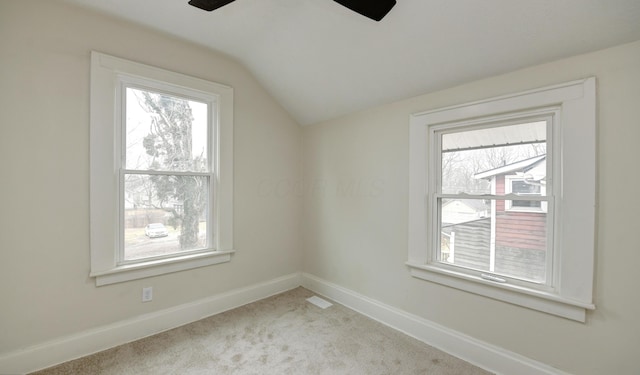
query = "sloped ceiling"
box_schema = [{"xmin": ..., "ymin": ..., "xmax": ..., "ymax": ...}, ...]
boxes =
[{"xmin": 62, "ymin": 0, "xmax": 640, "ymax": 125}]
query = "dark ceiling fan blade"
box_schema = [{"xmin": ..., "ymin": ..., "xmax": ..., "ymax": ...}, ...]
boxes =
[
  {"xmin": 188, "ymin": 0, "xmax": 396, "ymax": 21},
  {"xmin": 188, "ymin": 0, "xmax": 236, "ymax": 12},
  {"xmin": 333, "ymin": 0, "xmax": 396, "ymax": 21}
]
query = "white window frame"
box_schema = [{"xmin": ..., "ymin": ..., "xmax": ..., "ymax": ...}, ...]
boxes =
[
  {"xmin": 90, "ymin": 52, "xmax": 234, "ymax": 286},
  {"xmin": 408, "ymin": 78, "xmax": 596, "ymax": 321}
]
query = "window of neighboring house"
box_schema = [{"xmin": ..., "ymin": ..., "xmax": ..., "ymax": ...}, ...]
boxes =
[
  {"xmin": 90, "ymin": 52, "xmax": 234, "ymax": 286},
  {"xmin": 408, "ymin": 78, "xmax": 596, "ymax": 321},
  {"xmin": 510, "ymin": 179, "xmax": 542, "ymax": 207},
  {"xmin": 504, "ymin": 175, "xmax": 547, "ymax": 212}
]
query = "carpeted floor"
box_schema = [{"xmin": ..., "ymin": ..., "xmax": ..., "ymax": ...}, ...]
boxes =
[{"xmin": 30, "ymin": 287, "xmax": 492, "ymax": 374}]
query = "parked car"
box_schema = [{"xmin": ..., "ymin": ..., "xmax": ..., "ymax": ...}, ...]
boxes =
[{"xmin": 145, "ymin": 223, "xmax": 169, "ymax": 238}]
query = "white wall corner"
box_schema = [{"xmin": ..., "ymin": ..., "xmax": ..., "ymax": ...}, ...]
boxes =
[
  {"xmin": 0, "ymin": 273, "xmax": 302, "ymax": 375},
  {"xmin": 300, "ymin": 273, "xmax": 572, "ymax": 375}
]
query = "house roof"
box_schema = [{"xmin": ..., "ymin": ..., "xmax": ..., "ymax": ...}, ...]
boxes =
[
  {"xmin": 473, "ymin": 155, "xmax": 546, "ymax": 180},
  {"xmin": 442, "ymin": 199, "xmax": 489, "ymax": 213},
  {"xmin": 61, "ymin": 0, "xmax": 640, "ymax": 125}
]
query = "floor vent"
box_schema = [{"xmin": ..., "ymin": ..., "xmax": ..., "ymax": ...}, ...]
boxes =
[{"xmin": 306, "ymin": 296, "xmax": 333, "ymax": 309}]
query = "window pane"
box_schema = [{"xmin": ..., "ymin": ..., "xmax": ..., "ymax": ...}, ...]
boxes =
[
  {"xmin": 511, "ymin": 180, "xmax": 542, "ymax": 207},
  {"xmin": 439, "ymin": 198, "xmax": 547, "ymax": 283},
  {"xmin": 512, "ymin": 199, "xmax": 541, "ymax": 208},
  {"xmin": 512, "ymin": 180, "xmax": 540, "ymax": 195},
  {"xmin": 125, "ymin": 87, "xmax": 209, "ymax": 172},
  {"xmin": 123, "ymin": 174, "xmax": 209, "ymax": 261},
  {"xmin": 440, "ymin": 198, "xmax": 492, "ymax": 271},
  {"xmin": 440, "ymin": 121, "xmax": 546, "ymax": 195}
]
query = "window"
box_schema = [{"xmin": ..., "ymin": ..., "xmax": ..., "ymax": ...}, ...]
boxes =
[
  {"xmin": 509, "ymin": 179, "xmax": 541, "ymax": 207},
  {"xmin": 504, "ymin": 175, "xmax": 547, "ymax": 212},
  {"xmin": 408, "ymin": 78, "xmax": 596, "ymax": 321},
  {"xmin": 90, "ymin": 52, "xmax": 234, "ymax": 286},
  {"xmin": 437, "ymin": 119, "xmax": 550, "ymax": 285}
]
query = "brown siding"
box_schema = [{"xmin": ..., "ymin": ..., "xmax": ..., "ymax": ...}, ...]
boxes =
[
  {"xmin": 496, "ymin": 211, "xmax": 547, "ymax": 251},
  {"xmin": 495, "ymin": 176, "xmax": 505, "ymax": 211},
  {"xmin": 494, "ymin": 175, "xmax": 547, "ymax": 252}
]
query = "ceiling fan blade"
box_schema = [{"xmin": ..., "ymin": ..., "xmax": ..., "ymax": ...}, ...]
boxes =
[
  {"xmin": 333, "ymin": 0, "xmax": 396, "ymax": 21},
  {"xmin": 188, "ymin": 0, "xmax": 236, "ymax": 12}
]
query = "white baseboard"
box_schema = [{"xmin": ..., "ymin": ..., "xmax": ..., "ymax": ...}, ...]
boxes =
[
  {"xmin": 301, "ymin": 273, "xmax": 570, "ymax": 375},
  {"xmin": 0, "ymin": 273, "xmax": 302, "ymax": 375},
  {"xmin": 1, "ymin": 272, "xmax": 569, "ymax": 375}
]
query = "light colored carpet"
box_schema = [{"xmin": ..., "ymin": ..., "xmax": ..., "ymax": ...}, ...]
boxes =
[{"xmin": 30, "ymin": 287, "xmax": 492, "ymax": 374}]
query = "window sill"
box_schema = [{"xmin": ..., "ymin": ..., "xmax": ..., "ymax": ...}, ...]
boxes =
[
  {"xmin": 91, "ymin": 250, "xmax": 235, "ymax": 286},
  {"xmin": 406, "ymin": 262, "xmax": 594, "ymax": 322}
]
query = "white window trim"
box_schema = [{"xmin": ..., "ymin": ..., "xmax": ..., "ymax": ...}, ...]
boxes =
[
  {"xmin": 408, "ymin": 78, "xmax": 596, "ymax": 321},
  {"xmin": 90, "ymin": 52, "xmax": 234, "ymax": 286},
  {"xmin": 504, "ymin": 175, "xmax": 548, "ymax": 213}
]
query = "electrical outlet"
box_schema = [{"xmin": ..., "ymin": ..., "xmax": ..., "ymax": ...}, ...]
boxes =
[{"xmin": 142, "ymin": 286, "xmax": 153, "ymax": 302}]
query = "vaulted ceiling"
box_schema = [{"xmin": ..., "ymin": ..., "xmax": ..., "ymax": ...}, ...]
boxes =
[{"xmin": 63, "ymin": 0, "xmax": 640, "ymax": 125}]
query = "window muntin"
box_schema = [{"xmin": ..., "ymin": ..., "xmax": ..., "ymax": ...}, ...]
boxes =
[{"xmin": 432, "ymin": 118, "xmax": 552, "ymax": 287}]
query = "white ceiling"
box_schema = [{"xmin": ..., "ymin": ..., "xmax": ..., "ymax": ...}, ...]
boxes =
[{"xmin": 62, "ymin": 0, "xmax": 640, "ymax": 125}]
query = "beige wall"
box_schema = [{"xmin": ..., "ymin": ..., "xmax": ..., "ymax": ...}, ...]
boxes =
[
  {"xmin": 302, "ymin": 41, "xmax": 640, "ymax": 374},
  {"xmin": 0, "ymin": 1, "xmax": 301, "ymax": 354}
]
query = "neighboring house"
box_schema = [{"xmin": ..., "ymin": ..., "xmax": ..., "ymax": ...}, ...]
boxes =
[
  {"xmin": 441, "ymin": 217, "xmax": 491, "ymax": 269},
  {"xmin": 474, "ymin": 154, "xmax": 547, "ymax": 282},
  {"xmin": 441, "ymin": 199, "xmax": 490, "ymax": 225},
  {"xmin": 442, "ymin": 155, "xmax": 547, "ymax": 282}
]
